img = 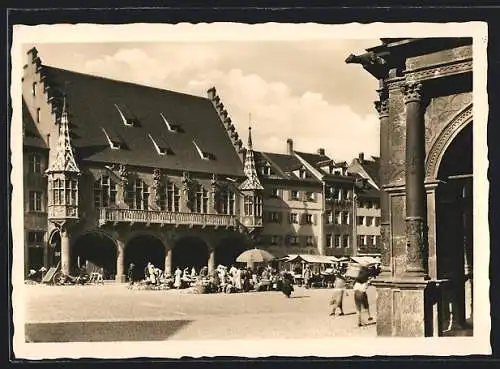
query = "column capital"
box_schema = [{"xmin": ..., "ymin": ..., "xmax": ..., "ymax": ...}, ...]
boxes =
[{"xmin": 401, "ymin": 81, "xmax": 423, "ymax": 104}]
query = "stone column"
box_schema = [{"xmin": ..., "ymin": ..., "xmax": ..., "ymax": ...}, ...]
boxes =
[
  {"xmin": 208, "ymin": 248, "xmax": 215, "ymax": 275},
  {"xmin": 375, "ymin": 87, "xmax": 391, "ymax": 275},
  {"xmin": 164, "ymin": 247, "xmax": 173, "ymax": 276},
  {"xmin": 60, "ymin": 224, "xmax": 71, "ymax": 275},
  {"xmin": 116, "ymin": 239, "xmax": 125, "ymax": 283},
  {"xmin": 401, "ymin": 81, "xmax": 427, "ymax": 278}
]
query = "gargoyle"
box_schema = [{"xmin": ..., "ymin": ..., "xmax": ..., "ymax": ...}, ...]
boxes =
[{"xmin": 345, "ymin": 51, "xmax": 386, "ymax": 66}]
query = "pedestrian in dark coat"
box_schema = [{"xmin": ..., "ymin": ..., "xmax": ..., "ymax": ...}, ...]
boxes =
[
  {"xmin": 281, "ymin": 272, "xmax": 295, "ymax": 298},
  {"xmin": 127, "ymin": 263, "xmax": 135, "ymax": 284}
]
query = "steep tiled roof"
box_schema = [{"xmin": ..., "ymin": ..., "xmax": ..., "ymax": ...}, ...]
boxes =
[
  {"xmin": 36, "ymin": 66, "xmax": 244, "ymax": 177},
  {"xmin": 256, "ymin": 151, "xmax": 320, "ymax": 183},
  {"xmin": 23, "ymin": 98, "xmax": 47, "ymax": 149},
  {"xmin": 294, "ymin": 151, "xmax": 330, "ymax": 167},
  {"xmin": 360, "ymin": 157, "xmax": 380, "ymax": 187}
]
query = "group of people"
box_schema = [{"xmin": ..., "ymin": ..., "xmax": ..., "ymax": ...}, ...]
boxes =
[{"xmin": 329, "ymin": 267, "xmax": 374, "ymax": 327}]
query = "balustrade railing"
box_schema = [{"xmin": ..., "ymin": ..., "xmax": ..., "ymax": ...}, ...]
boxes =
[{"xmin": 98, "ymin": 208, "xmax": 237, "ymax": 227}]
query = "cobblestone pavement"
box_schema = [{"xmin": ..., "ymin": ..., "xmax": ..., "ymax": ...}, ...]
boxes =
[{"xmin": 24, "ymin": 284, "xmax": 377, "ymax": 341}]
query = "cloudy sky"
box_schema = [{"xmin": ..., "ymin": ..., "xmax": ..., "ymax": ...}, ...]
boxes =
[{"xmin": 29, "ymin": 40, "xmax": 380, "ymax": 162}]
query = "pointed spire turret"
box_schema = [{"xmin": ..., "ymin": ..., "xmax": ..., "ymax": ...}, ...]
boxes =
[
  {"xmin": 239, "ymin": 115, "xmax": 263, "ymax": 191},
  {"xmin": 46, "ymin": 95, "xmax": 80, "ymax": 174}
]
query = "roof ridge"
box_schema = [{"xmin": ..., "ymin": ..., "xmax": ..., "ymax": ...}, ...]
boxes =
[{"xmin": 41, "ymin": 64, "xmax": 210, "ymax": 101}]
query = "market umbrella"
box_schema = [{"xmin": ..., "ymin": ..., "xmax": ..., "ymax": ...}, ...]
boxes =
[{"xmin": 236, "ymin": 248, "xmax": 276, "ymax": 264}]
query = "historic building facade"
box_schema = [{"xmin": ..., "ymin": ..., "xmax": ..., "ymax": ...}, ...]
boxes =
[
  {"xmin": 22, "ymin": 48, "xmax": 263, "ymax": 281},
  {"xmin": 254, "ymin": 139, "xmax": 357, "ymax": 258},
  {"xmin": 348, "ymin": 153, "xmax": 382, "ymax": 256},
  {"xmin": 347, "ymin": 38, "xmax": 473, "ymax": 336}
]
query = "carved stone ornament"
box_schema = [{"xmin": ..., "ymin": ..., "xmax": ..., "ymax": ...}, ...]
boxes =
[
  {"xmin": 401, "ymin": 81, "xmax": 423, "ymax": 104},
  {"xmin": 118, "ymin": 164, "xmax": 129, "ymax": 185},
  {"xmin": 181, "ymin": 171, "xmax": 195, "ymax": 211},
  {"xmin": 405, "ymin": 217, "xmax": 426, "ymax": 272},
  {"xmin": 374, "ymin": 99, "xmax": 389, "ymax": 118},
  {"xmin": 345, "ymin": 51, "xmax": 387, "ymax": 67},
  {"xmin": 380, "ymin": 223, "xmax": 391, "ymax": 266},
  {"xmin": 152, "ymin": 168, "xmax": 162, "ymax": 189}
]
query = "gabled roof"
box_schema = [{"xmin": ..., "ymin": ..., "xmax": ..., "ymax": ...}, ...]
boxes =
[
  {"xmin": 34, "ymin": 65, "xmax": 244, "ymax": 177},
  {"xmin": 256, "ymin": 151, "xmax": 320, "ymax": 183},
  {"xmin": 23, "ymin": 98, "xmax": 47, "ymax": 149},
  {"xmin": 294, "ymin": 151, "xmax": 330, "ymax": 167},
  {"xmin": 362, "ymin": 157, "xmax": 380, "ymax": 187}
]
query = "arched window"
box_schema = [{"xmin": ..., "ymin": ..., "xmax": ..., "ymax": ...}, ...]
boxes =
[
  {"xmin": 194, "ymin": 185, "xmax": 209, "ymax": 213},
  {"xmin": 126, "ymin": 178, "xmax": 149, "ymax": 210},
  {"xmin": 158, "ymin": 182, "xmax": 180, "ymax": 212},
  {"xmin": 93, "ymin": 175, "xmax": 117, "ymax": 208},
  {"xmin": 219, "ymin": 189, "xmax": 235, "ymax": 215}
]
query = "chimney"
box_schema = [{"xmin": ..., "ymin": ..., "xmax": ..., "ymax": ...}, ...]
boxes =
[
  {"xmin": 358, "ymin": 152, "xmax": 364, "ymax": 163},
  {"xmin": 286, "ymin": 138, "xmax": 294, "ymax": 155},
  {"xmin": 317, "ymin": 148, "xmax": 325, "ymax": 156},
  {"xmin": 207, "ymin": 86, "xmax": 217, "ymax": 100}
]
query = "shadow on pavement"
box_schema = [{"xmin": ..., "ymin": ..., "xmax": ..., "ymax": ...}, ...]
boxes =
[{"xmin": 25, "ymin": 320, "xmax": 193, "ymax": 342}]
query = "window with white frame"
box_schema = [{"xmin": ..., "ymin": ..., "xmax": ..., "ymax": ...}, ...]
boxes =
[
  {"xmin": 270, "ymin": 188, "xmax": 280, "ymax": 198},
  {"xmin": 357, "ymin": 216, "xmax": 364, "ymax": 226},
  {"xmin": 126, "ymin": 178, "xmax": 150, "ymax": 210},
  {"xmin": 361, "ymin": 235, "xmax": 368, "ymax": 246},
  {"xmin": 261, "ymin": 164, "xmax": 272, "ymax": 175},
  {"xmin": 306, "ymin": 236, "xmax": 315, "ymax": 246},
  {"xmin": 288, "ymin": 235, "xmax": 300, "ymax": 246},
  {"xmin": 29, "ymin": 191, "xmax": 42, "ymax": 212},
  {"xmin": 335, "ymin": 211, "xmax": 341, "ymax": 225},
  {"xmin": 219, "ymin": 189, "xmax": 235, "ymax": 215},
  {"xmin": 290, "ymin": 213, "xmax": 298, "ymax": 224},
  {"xmin": 269, "ymin": 211, "xmax": 281, "ymax": 223},
  {"xmin": 290, "ymin": 190, "xmax": 300, "ymax": 201},
  {"xmin": 158, "ymin": 182, "xmax": 181, "ymax": 212},
  {"xmin": 28, "ymin": 153, "xmax": 42, "ymax": 173},
  {"xmin": 342, "ymin": 212, "xmax": 349, "ymax": 225},
  {"xmin": 27, "ymin": 231, "xmax": 45, "ymax": 245},
  {"xmin": 194, "ymin": 185, "xmax": 209, "ymax": 213},
  {"xmin": 270, "ymin": 235, "xmax": 280, "ymax": 245},
  {"xmin": 342, "ymin": 235, "xmax": 349, "ymax": 248},
  {"xmin": 334, "ymin": 235, "xmax": 341, "ymax": 248},
  {"xmin": 305, "ymin": 214, "xmax": 314, "ymax": 224},
  {"xmin": 305, "ymin": 191, "xmax": 315, "ymax": 201},
  {"xmin": 372, "ymin": 235, "xmax": 377, "ymax": 246},
  {"xmin": 326, "ymin": 210, "xmax": 333, "ymax": 224},
  {"xmin": 299, "ymin": 168, "xmax": 307, "ymax": 179},
  {"xmin": 244, "ymin": 195, "xmax": 254, "ymax": 216},
  {"xmin": 326, "ymin": 234, "xmax": 332, "ymax": 248},
  {"xmin": 94, "ymin": 176, "xmax": 117, "ymax": 208},
  {"xmin": 337, "ymin": 188, "xmax": 343, "ymax": 201}
]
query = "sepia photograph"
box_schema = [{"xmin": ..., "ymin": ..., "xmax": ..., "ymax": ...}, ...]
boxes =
[{"xmin": 10, "ymin": 22, "xmax": 489, "ymax": 358}]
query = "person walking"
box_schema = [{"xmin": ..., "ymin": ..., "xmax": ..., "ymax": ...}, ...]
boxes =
[
  {"xmin": 127, "ymin": 263, "xmax": 135, "ymax": 285},
  {"xmin": 303, "ymin": 265, "xmax": 312, "ymax": 289},
  {"xmin": 353, "ymin": 267, "xmax": 373, "ymax": 326},
  {"xmin": 329, "ymin": 273, "xmax": 346, "ymax": 316},
  {"xmin": 173, "ymin": 267, "xmax": 182, "ymax": 289},
  {"xmin": 281, "ymin": 271, "xmax": 295, "ymax": 298}
]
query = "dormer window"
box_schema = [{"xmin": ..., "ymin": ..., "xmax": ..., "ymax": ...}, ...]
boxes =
[
  {"xmin": 261, "ymin": 164, "xmax": 272, "ymax": 176},
  {"xmin": 115, "ymin": 104, "xmax": 139, "ymax": 127},
  {"xmin": 148, "ymin": 134, "xmax": 172, "ymax": 156},
  {"xmin": 160, "ymin": 113, "xmax": 180, "ymax": 133},
  {"xmin": 101, "ymin": 127, "xmax": 122, "ymax": 150},
  {"xmin": 193, "ymin": 140, "xmax": 214, "ymax": 160}
]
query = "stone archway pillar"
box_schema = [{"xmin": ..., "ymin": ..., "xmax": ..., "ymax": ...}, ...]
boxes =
[
  {"xmin": 164, "ymin": 248, "xmax": 173, "ymax": 276},
  {"xmin": 402, "ymin": 81, "xmax": 428, "ymax": 278},
  {"xmin": 208, "ymin": 248, "xmax": 216, "ymax": 275},
  {"xmin": 375, "ymin": 87, "xmax": 391, "ymax": 275},
  {"xmin": 116, "ymin": 238, "xmax": 125, "ymax": 283},
  {"xmin": 60, "ymin": 224, "xmax": 71, "ymax": 275}
]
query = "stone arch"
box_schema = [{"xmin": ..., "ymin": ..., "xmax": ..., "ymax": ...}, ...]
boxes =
[
  {"xmin": 214, "ymin": 234, "xmax": 249, "ymax": 267},
  {"xmin": 47, "ymin": 228, "xmax": 61, "ymax": 268},
  {"xmin": 125, "ymin": 233, "xmax": 166, "ymax": 281},
  {"xmin": 72, "ymin": 231, "xmax": 118, "ymax": 280},
  {"xmin": 171, "ymin": 236, "xmax": 209, "ymax": 272},
  {"xmin": 425, "ymin": 103, "xmax": 472, "ymax": 180}
]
